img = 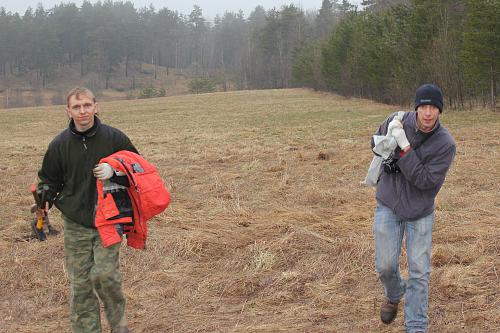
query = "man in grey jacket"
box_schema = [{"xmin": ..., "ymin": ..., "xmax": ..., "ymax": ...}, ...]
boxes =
[{"xmin": 372, "ymin": 84, "xmax": 456, "ymax": 333}]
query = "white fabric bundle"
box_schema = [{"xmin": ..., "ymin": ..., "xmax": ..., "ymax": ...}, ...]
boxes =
[{"xmin": 362, "ymin": 111, "xmax": 405, "ymax": 187}]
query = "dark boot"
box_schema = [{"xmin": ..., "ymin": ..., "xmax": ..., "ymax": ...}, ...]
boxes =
[{"xmin": 380, "ymin": 298, "xmax": 398, "ymax": 324}]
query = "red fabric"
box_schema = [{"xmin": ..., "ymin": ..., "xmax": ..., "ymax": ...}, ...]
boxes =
[
  {"xmin": 399, "ymin": 147, "xmax": 412, "ymax": 158},
  {"xmin": 97, "ymin": 224, "xmax": 123, "ymax": 247},
  {"xmin": 95, "ymin": 151, "xmax": 171, "ymax": 249}
]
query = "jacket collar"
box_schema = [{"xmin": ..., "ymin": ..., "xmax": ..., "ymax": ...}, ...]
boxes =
[{"xmin": 69, "ymin": 116, "xmax": 101, "ymax": 137}]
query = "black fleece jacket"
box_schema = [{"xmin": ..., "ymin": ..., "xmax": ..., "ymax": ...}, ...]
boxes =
[{"xmin": 38, "ymin": 117, "xmax": 138, "ymax": 228}]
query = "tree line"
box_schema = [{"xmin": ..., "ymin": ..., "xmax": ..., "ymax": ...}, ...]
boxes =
[
  {"xmin": 294, "ymin": 0, "xmax": 499, "ymax": 110},
  {"xmin": 0, "ymin": 0, "xmax": 321, "ymax": 91},
  {"xmin": 0, "ymin": 0, "xmax": 498, "ymax": 110}
]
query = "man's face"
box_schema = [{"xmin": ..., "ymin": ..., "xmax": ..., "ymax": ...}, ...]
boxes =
[
  {"xmin": 66, "ymin": 93, "xmax": 98, "ymax": 132},
  {"xmin": 416, "ymin": 104, "xmax": 440, "ymax": 132}
]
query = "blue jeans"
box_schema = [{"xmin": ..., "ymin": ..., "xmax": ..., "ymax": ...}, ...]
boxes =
[{"xmin": 373, "ymin": 203, "xmax": 434, "ymax": 333}]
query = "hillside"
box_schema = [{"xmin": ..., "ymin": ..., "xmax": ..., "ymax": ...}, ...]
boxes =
[
  {"xmin": 0, "ymin": 89, "xmax": 498, "ymax": 332},
  {"xmin": 0, "ymin": 63, "xmax": 191, "ymax": 109}
]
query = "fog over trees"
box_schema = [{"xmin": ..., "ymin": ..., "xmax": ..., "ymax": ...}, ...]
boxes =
[{"xmin": 0, "ymin": 0, "xmax": 498, "ymax": 110}]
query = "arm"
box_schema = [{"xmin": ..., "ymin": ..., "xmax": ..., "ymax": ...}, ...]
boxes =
[
  {"xmin": 37, "ymin": 143, "xmax": 63, "ymax": 206},
  {"xmin": 117, "ymin": 131, "xmax": 139, "ymax": 155},
  {"xmin": 397, "ymin": 143, "xmax": 456, "ymax": 190},
  {"xmin": 98, "ymin": 130, "xmax": 138, "ymax": 187},
  {"xmin": 371, "ymin": 112, "xmax": 399, "ymax": 153},
  {"xmin": 94, "ymin": 163, "xmax": 131, "ymax": 186},
  {"xmin": 115, "ymin": 136, "xmax": 136, "ymax": 186},
  {"xmin": 123, "ymin": 139, "xmax": 138, "ymax": 155},
  {"xmin": 109, "ymin": 173, "xmax": 130, "ymax": 187}
]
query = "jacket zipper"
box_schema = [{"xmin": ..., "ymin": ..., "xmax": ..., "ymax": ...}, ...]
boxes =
[
  {"xmin": 393, "ymin": 115, "xmax": 410, "ymax": 212},
  {"xmin": 82, "ymin": 137, "xmax": 88, "ymax": 150},
  {"xmin": 115, "ymin": 158, "xmax": 144, "ymax": 236}
]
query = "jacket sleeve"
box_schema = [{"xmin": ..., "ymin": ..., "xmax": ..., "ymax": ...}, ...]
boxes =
[
  {"xmin": 110, "ymin": 174, "xmax": 130, "ymax": 187},
  {"xmin": 397, "ymin": 143, "xmax": 456, "ymax": 190},
  {"xmin": 37, "ymin": 142, "xmax": 63, "ymax": 202},
  {"xmin": 115, "ymin": 130, "xmax": 139, "ymax": 155}
]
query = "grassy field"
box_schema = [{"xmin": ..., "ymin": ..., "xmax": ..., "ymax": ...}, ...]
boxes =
[{"xmin": 0, "ymin": 88, "xmax": 498, "ymax": 332}]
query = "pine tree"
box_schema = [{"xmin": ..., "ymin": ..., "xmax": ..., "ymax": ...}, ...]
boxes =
[{"xmin": 462, "ymin": 0, "xmax": 500, "ymax": 110}]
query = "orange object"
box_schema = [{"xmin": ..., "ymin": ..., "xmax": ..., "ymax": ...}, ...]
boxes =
[{"xmin": 95, "ymin": 151, "xmax": 171, "ymax": 249}]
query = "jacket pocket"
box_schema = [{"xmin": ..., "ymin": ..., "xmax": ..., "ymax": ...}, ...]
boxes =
[{"xmin": 100, "ymin": 193, "xmax": 121, "ymax": 220}]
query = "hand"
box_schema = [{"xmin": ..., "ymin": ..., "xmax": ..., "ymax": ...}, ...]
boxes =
[
  {"xmin": 387, "ymin": 118, "xmax": 403, "ymax": 134},
  {"xmin": 40, "ymin": 196, "xmax": 54, "ymax": 210},
  {"xmin": 93, "ymin": 163, "xmax": 114, "ymax": 180},
  {"xmin": 392, "ymin": 127, "xmax": 410, "ymax": 150},
  {"xmin": 37, "ymin": 185, "xmax": 54, "ymax": 210}
]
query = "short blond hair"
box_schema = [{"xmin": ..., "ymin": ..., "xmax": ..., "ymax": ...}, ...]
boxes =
[{"xmin": 66, "ymin": 87, "xmax": 96, "ymax": 107}]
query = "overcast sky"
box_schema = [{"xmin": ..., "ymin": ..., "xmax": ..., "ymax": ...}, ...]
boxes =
[{"xmin": 1, "ymin": 0, "xmax": 363, "ymax": 19}]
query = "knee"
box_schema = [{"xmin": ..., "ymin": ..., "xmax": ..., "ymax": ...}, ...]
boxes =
[
  {"xmin": 408, "ymin": 261, "xmax": 431, "ymax": 282},
  {"xmin": 376, "ymin": 257, "xmax": 398, "ymax": 279},
  {"xmin": 408, "ymin": 252, "xmax": 432, "ymax": 281},
  {"xmin": 91, "ymin": 266, "xmax": 121, "ymax": 287}
]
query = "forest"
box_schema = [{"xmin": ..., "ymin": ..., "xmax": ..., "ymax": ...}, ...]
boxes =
[{"xmin": 0, "ymin": 0, "xmax": 498, "ymax": 110}]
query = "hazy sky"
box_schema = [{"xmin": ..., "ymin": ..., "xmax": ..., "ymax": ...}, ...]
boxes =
[{"xmin": 1, "ymin": 0, "xmax": 363, "ymax": 19}]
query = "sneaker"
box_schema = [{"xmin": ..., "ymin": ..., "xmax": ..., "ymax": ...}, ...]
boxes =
[{"xmin": 380, "ymin": 298, "xmax": 398, "ymax": 324}]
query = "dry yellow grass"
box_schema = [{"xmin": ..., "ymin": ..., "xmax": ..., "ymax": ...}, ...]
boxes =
[{"xmin": 0, "ymin": 88, "xmax": 498, "ymax": 333}]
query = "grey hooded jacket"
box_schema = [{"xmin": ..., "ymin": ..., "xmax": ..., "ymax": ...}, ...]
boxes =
[{"xmin": 372, "ymin": 111, "xmax": 456, "ymax": 221}]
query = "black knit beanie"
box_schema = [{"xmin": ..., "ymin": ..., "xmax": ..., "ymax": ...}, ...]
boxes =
[{"xmin": 415, "ymin": 84, "xmax": 443, "ymax": 113}]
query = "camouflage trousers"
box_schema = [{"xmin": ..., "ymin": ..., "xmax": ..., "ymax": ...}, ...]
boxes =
[{"xmin": 63, "ymin": 216, "xmax": 126, "ymax": 333}]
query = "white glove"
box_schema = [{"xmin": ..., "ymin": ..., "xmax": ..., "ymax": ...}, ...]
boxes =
[
  {"xmin": 93, "ymin": 163, "xmax": 114, "ymax": 180},
  {"xmin": 387, "ymin": 118, "xmax": 403, "ymax": 135},
  {"xmin": 392, "ymin": 127, "xmax": 410, "ymax": 150}
]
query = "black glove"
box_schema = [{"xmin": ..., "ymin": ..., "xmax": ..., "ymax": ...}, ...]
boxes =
[{"xmin": 38, "ymin": 185, "xmax": 55, "ymax": 210}]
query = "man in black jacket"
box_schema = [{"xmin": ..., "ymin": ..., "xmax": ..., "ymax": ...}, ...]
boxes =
[
  {"xmin": 38, "ymin": 87, "xmax": 137, "ymax": 333},
  {"xmin": 372, "ymin": 84, "xmax": 456, "ymax": 333}
]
